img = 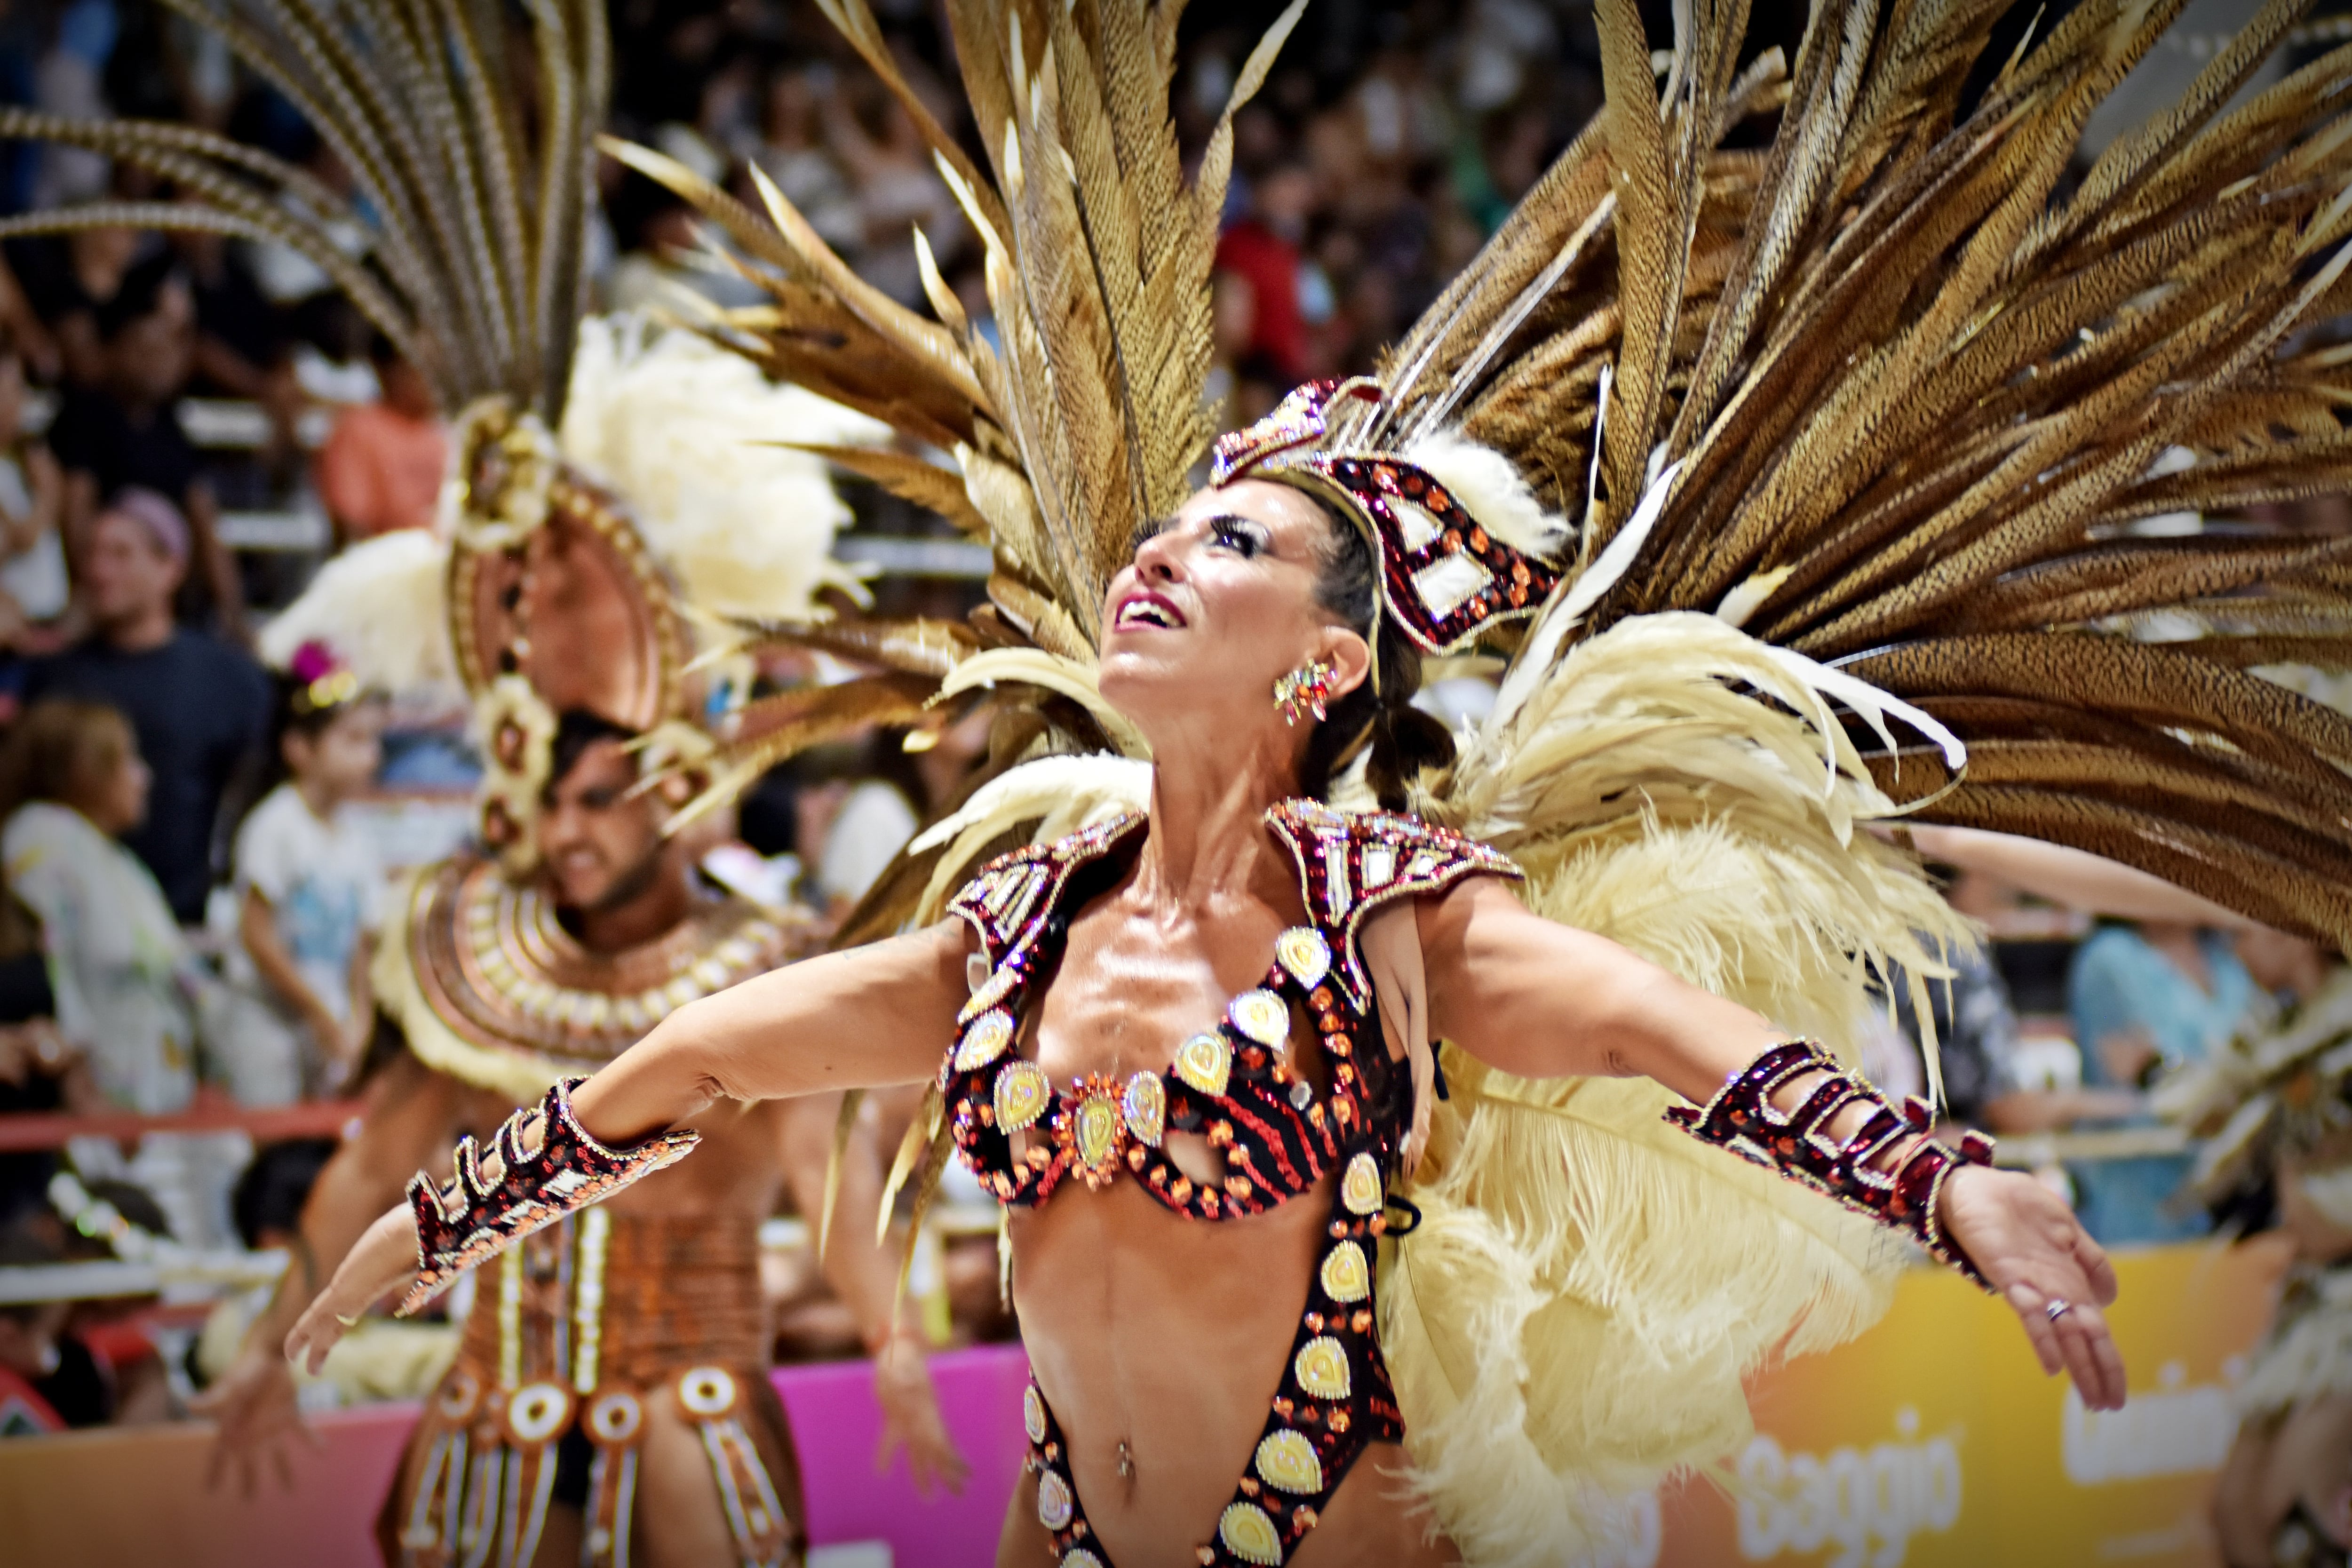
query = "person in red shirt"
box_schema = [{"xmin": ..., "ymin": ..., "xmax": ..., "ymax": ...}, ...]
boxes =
[
  {"xmin": 313, "ymin": 334, "xmax": 447, "ymax": 546},
  {"xmin": 1214, "ymin": 161, "xmax": 1319, "ymax": 385}
]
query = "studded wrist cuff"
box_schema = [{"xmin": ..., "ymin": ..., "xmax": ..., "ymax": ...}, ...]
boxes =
[
  {"xmin": 399, "ymin": 1077, "xmax": 700, "ymax": 1315},
  {"xmin": 1665, "ymin": 1039, "xmax": 1998, "ymax": 1290}
]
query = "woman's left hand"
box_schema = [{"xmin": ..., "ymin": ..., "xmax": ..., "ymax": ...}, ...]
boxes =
[
  {"xmin": 871, "ymin": 1330, "xmax": 970, "ymax": 1498},
  {"xmin": 1938, "ymin": 1163, "xmax": 2128, "ymax": 1410}
]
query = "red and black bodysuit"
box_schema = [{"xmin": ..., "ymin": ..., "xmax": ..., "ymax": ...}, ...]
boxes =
[{"xmin": 942, "ymin": 798, "xmax": 1518, "ymax": 1568}]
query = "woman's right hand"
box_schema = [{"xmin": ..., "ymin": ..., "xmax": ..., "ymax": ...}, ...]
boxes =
[{"xmin": 283, "ymin": 1204, "xmax": 422, "ymax": 1373}]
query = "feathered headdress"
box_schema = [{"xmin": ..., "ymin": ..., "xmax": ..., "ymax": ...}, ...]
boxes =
[
  {"xmin": 637, "ymin": 0, "xmax": 2352, "ymax": 1556},
  {"xmin": 2, "ymin": 3, "xmax": 964, "ymax": 868}
]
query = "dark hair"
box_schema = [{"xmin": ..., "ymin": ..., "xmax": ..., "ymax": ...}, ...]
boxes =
[
  {"xmin": 549, "ymin": 709, "xmax": 638, "ymax": 790},
  {"xmin": 94, "ymin": 253, "xmax": 181, "ymax": 344},
  {"xmin": 1298, "ymin": 503, "xmax": 1456, "ymax": 810},
  {"xmin": 230, "ymin": 1139, "xmax": 336, "ymax": 1250}
]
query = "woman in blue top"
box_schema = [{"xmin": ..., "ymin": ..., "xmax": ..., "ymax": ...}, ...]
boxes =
[{"xmin": 2069, "ymin": 923, "xmax": 2257, "ymax": 1246}]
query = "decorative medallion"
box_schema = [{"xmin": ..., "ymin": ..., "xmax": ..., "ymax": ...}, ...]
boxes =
[
  {"xmin": 506, "ymin": 1382, "xmax": 572, "ymax": 1445},
  {"xmin": 585, "ymin": 1389, "xmax": 643, "ymax": 1445},
  {"xmin": 1122, "ymin": 1071, "xmax": 1166, "ymax": 1146},
  {"xmin": 1228, "ymin": 989, "xmax": 1292, "ymax": 1050},
  {"xmin": 1174, "ymin": 1032, "xmax": 1232, "ymax": 1098},
  {"xmin": 1061, "ymin": 1552, "xmax": 1104, "ymax": 1568},
  {"xmin": 1023, "ymin": 1385, "xmax": 1048, "ymax": 1445},
  {"xmin": 960, "ymin": 963, "xmax": 1017, "ymax": 1022},
  {"xmin": 1293, "ymin": 1336, "xmax": 1351, "ymax": 1400},
  {"xmin": 1037, "ymin": 1469, "xmax": 1075, "ymax": 1531},
  {"xmin": 1341, "ymin": 1152, "xmax": 1383, "ymax": 1217},
  {"xmin": 955, "ymin": 1010, "xmax": 1016, "ymax": 1072},
  {"xmin": 1073, "ymin": 1087, "xmax": 1123, "ymax": 1184},
  {"xmin": 996, "ymin": 1061, "xmax": 1052, "ymax": 1135},
  {"xmin": 436, "ymin": 1367, "xmax": 482, "ymax": 1422},
  {"xmin": 1218, "ymin": 1501, "xmax": 1284, "ymax": 1565},
  {"xmin": 677, "ymin": 1366, "xmax": 739, "ymax": 1418},
  {"xmin": 1256, "ymin": 1429, "xmax": 1324, "ymax": 1495},
  {"xmin": 1275, "ymin": 927, "xmax": 1332, "ymax": 991},
  {"xmin": 1320, "ymin": 1241, "xmax": 1370, "ymax": 1304}
]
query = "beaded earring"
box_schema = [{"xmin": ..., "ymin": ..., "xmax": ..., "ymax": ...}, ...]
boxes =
[{"xmin": 1273, "ymin": 659, "xmax": 1337, "ymax": 726}]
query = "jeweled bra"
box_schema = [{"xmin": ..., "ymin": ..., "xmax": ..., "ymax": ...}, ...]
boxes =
[{"xmin": 942, "ymin": 800, "xmax": 1518, "ymax": 1568}]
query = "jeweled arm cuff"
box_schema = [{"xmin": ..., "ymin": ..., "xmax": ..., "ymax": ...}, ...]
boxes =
[
  {"xmin": 397, "ymin": 1077, "xmax": 700, "ymax": 1316},
  {"xmin": 1665, "ymin": 1039, "xmax": 1998, "ymax": 1290}
]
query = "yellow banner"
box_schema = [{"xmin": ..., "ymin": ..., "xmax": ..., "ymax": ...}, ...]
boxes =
[{"xmin": 1637, "ymin": 1237, "xmax": 2293, "ymax": 1568}]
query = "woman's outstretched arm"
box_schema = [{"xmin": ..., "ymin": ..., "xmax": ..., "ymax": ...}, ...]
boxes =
[
  {"xmin": 567, "ymin": 920, "xmax": 971, "ymax": 1143},
  {"xmin": 285, "ymin": 921, "xmax": 972, "ymax": 1369},
  {"xmin": 1416, "ymin": 876, "xmax": 2129, "ymax": 1412}
]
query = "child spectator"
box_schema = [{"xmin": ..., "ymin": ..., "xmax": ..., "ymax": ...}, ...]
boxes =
[
  {"xmin": 313, "ymin": 332, "xmax": 446, "ymax": 545},
  {"xmin": 44, "ymin": 253, "xmax": 244, "ymax": 635},
  {"xmin": 221, "ymin": 644, "xmax": 385, "ymax": 1100},
  {"xmin": 25, "ymin": 489, "xmax": 270, "ymax": 922},
  {"xmin": 0, "ymin": 332, "xmax": 67, "ymax": 656}
]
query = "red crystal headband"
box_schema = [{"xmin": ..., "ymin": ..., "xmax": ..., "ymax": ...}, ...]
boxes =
[{"xmin": 1210, "ymin": 380, "xmax": 1565, "ymax": 655}]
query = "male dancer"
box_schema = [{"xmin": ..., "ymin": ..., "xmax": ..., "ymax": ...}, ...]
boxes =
[{"xmin": 201, "ymin": 707, "xmax": 965, "ymax": 1567}]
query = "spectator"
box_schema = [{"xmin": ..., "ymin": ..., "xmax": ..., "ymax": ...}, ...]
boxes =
[
  {"xmin": 313, "ymin": 332, "xmax": 447, "ymax": 546},
  {"xmin": 25, "ymin": 491, "xmax": 270, "ymax": 923},
  {"xmin": 174, "ymin": 228, "xmax": 299, "ymax": 466},
  {"xmin": 2068, "ymin": 920, "xmax": 2258, "ymax": 1245},
  {"xmin": 0, "ymin": 331, "xmax": 68, "ymax": 655},
  {"xmin": 755, "ymin": 66, "xmax": 862, "ymax": 255},
  {"xmin": 1882, "ymin": 941, "xmax": 2142, "ymax": 1135},
  {"xmin": 219, "ymin": 645, "xmax": 385, "ymax": 1102},
  {"xmin": 7, "ymin": 224, "xmax": 139, "ymax": 389},
  {"xmin": 44, "ymin": 254, "xmax": 245, "ymax": 633},
  {"xmin": 0, "ymin": 698, "xmax": 199, "ymax": 1114},
  {"xmin": 1216, "ymin": 161, "xmax": 1319, "ymax": 386},
  {"xmin": 823, "ymin": 83, "xmax": 969, "ymax": 306}
]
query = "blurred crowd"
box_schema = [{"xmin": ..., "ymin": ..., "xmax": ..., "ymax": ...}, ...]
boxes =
[{"xmin": 0, "ymin": 0, "xmax": 2334, "ymax": 1454}]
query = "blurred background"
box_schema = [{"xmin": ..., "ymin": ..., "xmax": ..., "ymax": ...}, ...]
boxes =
[{"xmin": 0, "ymin": 1, "xmax": 2339, "ymax": 1565}]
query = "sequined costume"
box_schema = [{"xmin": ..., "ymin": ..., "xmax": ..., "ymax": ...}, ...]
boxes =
[
  {"xmin": 946, "ymin": 805, "xmax": 1511, "ymax": 1564},
  {"xmin": 590, "ymin": 0, "xmax": 2352, "ymax": 1556}
]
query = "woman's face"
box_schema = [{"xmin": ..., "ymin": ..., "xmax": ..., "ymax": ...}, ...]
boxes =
[
  {"xmin": 1098, "ymin": 478, "xmax": 1367, "ymax": 742},
  {"xmin": 79, "ymin": 741, "xmax": 150, "ymax": 836}
]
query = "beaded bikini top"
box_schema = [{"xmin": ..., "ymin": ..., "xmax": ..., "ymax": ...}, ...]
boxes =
[{"xmin": 942, "ymin": 799, "xmax": 1518, "ymax": 1568}]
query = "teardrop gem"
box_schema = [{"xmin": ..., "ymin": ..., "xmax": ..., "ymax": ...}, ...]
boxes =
[
  {"xmin": 1122, "ymin": 1071, "xmax": 1165, "ymax": 1146},
  {"xmin": 1341, "ymin": 1152, "xmax": 1382, "ymax": 1216},
  {"xmin": 959, "ymin": 965, "xmax": 1016, "ymax": 1023},
  {"xmin": 995, "ymin": 1060, "xmax": 1050, "ymax": 1134},
  {"xmin": 1173, "ymin": 1032, "xmax": 1231, "ymax": 1097},
  {"xmin": 1255, "ymin": 1429, "xmax": 1324, "ymax": 1495},
  {"xmin": 1036, "ymin": 1469, "xmax": 1074, "ymax": 1530},
  {"xmin": 1319, "ymin": 1240, "xmax": 1370, "ymax": 1304},
  {"xmin": 1228, "ymin": 989, "xmax": 1291, "ymax": 1049},
  {"xmin": 1022, "ymin": 1385, "xmax": 1048, "ymax": 1443},
  {"xmin": 1217, "ymin": 1501, "xmax": 1284, "ymax": 1565},
  {"xmin": 1074, "ymin": 1092, "xmax": 1121, "ymax": 1177},
  {"xmin": 1293, "ymin": 1336, "xmax": 1351, "ymax": 1400},
  {"xmin": 1062, "ymin": 1552, "xmax": 1104, "ymax": 1568},
  {"xmin": 1275, "ymin": 927, "xmax": 1331, "ymax": 990},
  {"xmin": 954, "ymin": 1009, "xmax": 1015, "ymax": 1071}
]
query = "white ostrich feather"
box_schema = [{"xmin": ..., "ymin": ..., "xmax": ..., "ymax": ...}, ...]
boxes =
[
  {"xmin": 1402, "ymin": 428, "xmax": 1572, "ymax": 560},
  {"xmin": 557, "ymin": 315, "xmax": 885, "ymax": 625},
  {"xmin": 258, "ymin": 527, "xmax": 454, "ymax": 690}
]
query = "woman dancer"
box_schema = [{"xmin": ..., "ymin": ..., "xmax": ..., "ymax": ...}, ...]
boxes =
[
  {"xmin": 290, "ymin": 468, "xmax": 2124, "ymax": 1565},
  {"xmin": 288, "ymin": 0, "xmax": 2352, "ymax": 1560}
]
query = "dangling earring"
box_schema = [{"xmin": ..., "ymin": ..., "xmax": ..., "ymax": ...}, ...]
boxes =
[{"xmin": 1273, "ymin": 659, "xmax": 1336, "ymax": 726}]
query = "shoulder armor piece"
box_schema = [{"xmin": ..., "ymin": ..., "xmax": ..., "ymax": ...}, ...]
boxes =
[
  {"xmin": 1265, "ymin": 799, "xmax": 1520, "ymax": 1010},
  {"xmin": 945, "ymin": 813, "xmax": 1146, "ymax": 964}
]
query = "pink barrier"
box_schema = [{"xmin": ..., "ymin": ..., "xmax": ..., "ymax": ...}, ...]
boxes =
[
  {"xmin": 0, "ymin": 1344, "xmax": 1031, "ymax": 1567},
  {"xmin": 780, "ymin": 1341, "xmax": 1032, "ymax": 1563}
]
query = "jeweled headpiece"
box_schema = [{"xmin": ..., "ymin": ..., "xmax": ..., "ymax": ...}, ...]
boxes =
[{"xmin": 1210, "ymin": 379, "xmax": 1565, "ymax": 656}]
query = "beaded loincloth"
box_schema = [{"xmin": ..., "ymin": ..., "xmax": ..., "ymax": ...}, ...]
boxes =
[{"xmin": 379, "ymin": 1212, "xmax": 803, "ymax": 1568}]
